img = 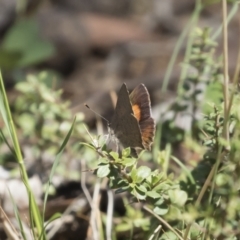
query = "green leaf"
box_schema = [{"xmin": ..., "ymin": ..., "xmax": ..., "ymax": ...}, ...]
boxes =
[
  {"xmin": 97, "ymin": 164, "xmax": 110, "ymax": 178},
  {"xmin": 15, "ymin": 81, "xmax": 35, "ymax": 93},
  {"xmin": 159, "ymin": 231, "xmax": 178, "ymax": 240},
  {"xmin": 99, "ymin": 157, "xmax": 109, "ymax": 164},
  {"xmin": 115, "ymin": 187, "xmax": 129, "ymax": 194},
  {"xmin": 17, "ymin": 113, "xmax": 36, "ymax": 135},
  {"xmin": 131, "ymin": 186, "xmax": 146, "ymax": 200},
  {"xmin": 1, "ymin": 18, "xmax": 55, "ymax": 68},
  {"xmin": 130, "ymin": 168, "xmax": 138, "ymax": 182},
  {"xmin": 153, "ymin": 205, "xmax": 169, "ymax": 216},
  {"xmin": 3, "ymin": 19, "xmax": 37, "ymax": 50},
  {"xmin": 110, "ymin": 151, "xmax": 119, "ymax": 160},
  {"xmin": 0, "ymin": 49, "xmax": 22, "ymax": 69},
  {"xmin": 39, "ymin": 213, "xmax": 61, "ymax": 240},
  {"xmin": 21, "ymin": 42, "xmax": 54, "ymax": 67},
  {"xmin": 79, "ymin": 142, "xmax": 96, "ymax": 151},
  {"xmin": 203, "ymin": 81, "xmax": 222, "ymax": 113},
  {"xmin": 122, "ymin": 157, "xmax": 136, "ymax": 167},
  {"xmin": 116, "ymin": 223, "xmax": 132, "ymax": 232},
  {"xmin": 129, "ymin": 182, "xmax": 136, "ymax": 189},
  {"xmin": 136, "ymin": 184, "xmax": 147, "ymax": 193},
  {"xmin": 216, "ymin": 173, "xmax": 229, "ymax": 186},
  {"xmin": 165, "ymin": 205, "xmax": 181, "ymax": 220},
  {"xmin": 155, "ymin": 197, "xmax": 164, "ymax": 205},
  {"xmin": 134, "ymin": 166, "xmax": 151, "ymax": 183},
  {"xmin": 146, "ymin": 190, "xmax": 161, "ymax": 199},
  {"xmin": 122, "ymin": 147, "xmax": 131, "ymax": 157},
  {"xmin": 47, "ymin": 212, "xmax": 61, "ymax": 223},
  {"xmin": 133, "ymin": 218, "xmax": 150, "ymax": 229},
  {"xmin": 168, "ymin": 189, "xmax": 188, "ymax": 206}
]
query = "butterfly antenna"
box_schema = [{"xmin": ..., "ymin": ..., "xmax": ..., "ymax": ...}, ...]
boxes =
[{"xmin": 85, "ymin": 104, "xmax": 110, "ymax": 125}]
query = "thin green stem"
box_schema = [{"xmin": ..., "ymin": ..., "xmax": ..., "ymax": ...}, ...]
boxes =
[
  {"xmin": 153, "ymin": 122, "xmax": 162, "ymax": 163},
  {"xmin": 161, "ymin": 0, "xmax": 202, "ymax": 93},
  {"xmin": 0, "ymin": 71, "xmax": 43, "ymax": 239},
  {"xmin": 178, "ymin": 0, "xmax": 202, "ymax": 94},
  {"xmin": 212, "ymin": 3, "xmax": 239, "ymax": 40}
]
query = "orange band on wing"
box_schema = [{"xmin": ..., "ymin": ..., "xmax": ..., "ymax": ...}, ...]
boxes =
[{"xmin": 132, "ymin": 104, "xmax": 141, "ymax": 121}]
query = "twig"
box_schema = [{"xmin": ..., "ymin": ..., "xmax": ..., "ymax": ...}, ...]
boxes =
[
  {"xmin": 143, "ymin": 205, "xmax": 185, "ymax": 240},
  {"xmin": 0, "ymin": 205, "xmax": 20, "ymax": 240},
  {"xmin": 227, "ymin": 11, "xmax": 240, "ymax": 117},
  {"xmin": 87, "ymin": 180, "xmax": 101, "ymax": 240},
  {"xmin": 222, "ymin": 0, "xmax": 230, "ymax": 146},
  {"xmin": 106, "ymin": 190, "xmax": 114, "ymax": 240},
  {"xmin": 81, "ymin": 160, "xmax": 93, "ymax": 208},
  {"xmin": 148, "ymin": 225, "xmax": 162, "ymax": 240}
]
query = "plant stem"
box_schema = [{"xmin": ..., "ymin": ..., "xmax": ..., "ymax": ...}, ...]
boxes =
[
  {"xmin": 222, "ymin": 0, "xmax": 230, "ymax": 146},
  {"xmin": 0, "ymin": 71, "xmax": 43, "ymax": 239},
  {"xmin": 184, "ymin": 2, "xmax": 231, "ymax": 238},
  {"xmin": 161, "ymin": 0, "xmax": 202, "ymax": 93},
  {"xmin": 227, "ymin": 11, "xmax": 240, "ymax": 118}
]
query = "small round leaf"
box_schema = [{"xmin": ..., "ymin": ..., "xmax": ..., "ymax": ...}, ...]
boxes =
[{"xmin": 97, "ymin": 164, "xmax": 110, "ymax": 178}]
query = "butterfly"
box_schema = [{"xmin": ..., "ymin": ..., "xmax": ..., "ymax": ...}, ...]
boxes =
[{"xmin": 107, "ymin": 83, "xmax": 155, "ymax": 156}]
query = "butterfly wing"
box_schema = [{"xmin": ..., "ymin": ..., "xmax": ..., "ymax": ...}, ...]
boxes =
[
  {"xmin": 110, "ymin": 83, "xmax": 144, "ymax": 149},
  {"xmin": 129, "ymin": 84, "xmax": 155, "ymax": 150}
]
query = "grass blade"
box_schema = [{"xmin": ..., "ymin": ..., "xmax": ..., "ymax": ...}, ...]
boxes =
[{"xmin": 42, "ymin": 116, "xmax": 76, "ymax": 221}]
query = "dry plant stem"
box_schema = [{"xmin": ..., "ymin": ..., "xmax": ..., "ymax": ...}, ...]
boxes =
[
  {"xmin": 96, "ymin": 116, "xmax": 104, "ymax": 136},
  {"xmin": 106, "ymin": 190, "xmax": 114, "ymax": 240},
  {"xmin": 185, "ymin": 4, "xmax": 231, "ymax": 239},
  {"xmin": 79, "ymin": 126, "xmax": 100, "ymax": 240},
  {"xmin": 196, "ymin": 163, "xmax": 217, "ymax": 207},
  {"xmin": 184, "ymin": 150, "xmax": 227, "ymax": 240},
  {"xmin": 109, "ymin": 90, "xmax": 117, "ymax": 109},
  {"xmin": 99, "ymin": 178, "xmax": 113, "ymax": 240},
  {"xmin": 184, "ymin": 6, "xmax": 233, "ymax": 237},
  {"xmin": 184, "ymin": 0, "xmax": 229, "ymax": 239},
  {"xmin": 227, "ymin": 13, "xmax": 240, "ymax": 117},
  {"xmin": 222, "ymin": 0, "xmax": 230, "ymax": 145},
  {"xmin": 212, "ymin": 3, "xmax": 239, "ymax": 40},
  {"xmin": 143, "ymin": 206, "xmax": 185, "ymax": 240},
  {"xmin": 80, "ymin": 159, "xmax": 101, "ymax": 239},
  {"xmin": 88, "ymin": 179, "xmax": 101, "ymax": 240},
  {"xmin": 0, "ymin": 206, "xmax": 19, "ymax": 240},
  {"xmin": 184, "ymin": 0, "xmax": 230, "ymax": 239},
  {"xmin": 202, "ymin": 151, "xmax": 226, "ymax": 240},
  {"xmin": 81, "ymin": 160, "xmax": 93, "ymax": 208},
  {"xmin": 148, "ymin": 225, "xmax": 162, "ymax": 240},
  {"xmin": 201, "ymin": 109, "xmax": 227, "ymax": 238},
  {"xmin": 85, "ymin": 121, "xmax": 108, "ymax": 239}
]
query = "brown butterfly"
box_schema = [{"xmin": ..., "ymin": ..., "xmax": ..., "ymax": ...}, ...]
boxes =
[{"xmin": 107, "ymin": 83, "xmax": 155, "ymax": 156}]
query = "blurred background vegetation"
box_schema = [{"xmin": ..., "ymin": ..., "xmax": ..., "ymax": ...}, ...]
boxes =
[{"xmin": 0, "ymin": 0, "xmax": 240, "ymax": 239}]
